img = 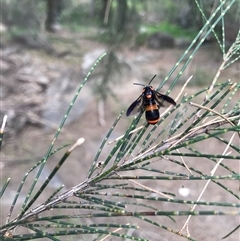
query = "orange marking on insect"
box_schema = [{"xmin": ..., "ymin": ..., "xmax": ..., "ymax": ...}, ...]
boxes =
[
  {"xmin": 148, "ymin": 118, "xmax": 160, "ymax": 124},
  {"xmin": 145, "ymin": 105, "xmax": 158, "ymax": 111}
]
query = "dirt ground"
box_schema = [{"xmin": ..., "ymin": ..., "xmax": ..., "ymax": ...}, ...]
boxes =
[{"xmin": 1, "ymin": 34, "xmax": 239, "ymax": 241}]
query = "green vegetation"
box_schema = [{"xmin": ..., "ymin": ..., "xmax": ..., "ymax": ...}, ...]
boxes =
[
  {"xmin": 141, "ymin": 21, "xmax": 197, "ymax": 39},
  {"xmin": 1, "ymin": 0, "xmax": 240, "ymax": 240}
]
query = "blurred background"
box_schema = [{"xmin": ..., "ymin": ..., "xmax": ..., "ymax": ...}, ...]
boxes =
[{"xmin": 1, "ymin": 1, "xmax": 239, "ymax": 240}]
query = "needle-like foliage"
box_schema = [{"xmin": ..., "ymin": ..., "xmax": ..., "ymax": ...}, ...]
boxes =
[{"xmin": 1, "ymin": 1, "xmax": 239, "ymax": 240}]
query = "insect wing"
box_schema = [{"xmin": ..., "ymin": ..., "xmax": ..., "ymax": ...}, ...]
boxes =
[
  {"xmin": 154, "ymin": 91, "xmax": 176, "ymax": 108},
  {"xmin": 126, "ymin": 95, "xmax": 144, "ymax": 116}
]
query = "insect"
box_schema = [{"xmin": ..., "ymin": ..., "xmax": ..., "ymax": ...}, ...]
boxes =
[{"xmin": 126, "ymin": 75, "xmax": 176, "ymax": 125}]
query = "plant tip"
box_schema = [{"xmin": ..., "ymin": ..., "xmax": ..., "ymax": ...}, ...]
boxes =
[
  {"xmin": 1, "ymin": 115, "xmax": 8, "ymax": 133},
  {"xmin": 77, "ymin": 138, "xmax": 85, "ymax": 146}
]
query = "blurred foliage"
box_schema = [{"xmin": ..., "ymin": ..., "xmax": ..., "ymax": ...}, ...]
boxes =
[
  {"xmin": 61, "ymin": 2, "xmax": 97, "ymax": 28},
  {"xmin": 1, "ymin": 0, "xmax": 45, "ymax": 30},
  {"xmin": 1, "ymin": 0, "xmax": 239, "ymax": 46},
  {"xmin": 140, "ymin": 22, "xmax": 197, "ymax": 38},
  {"xmin": 135, "ymin": 21, "xmax": 198, "ymax": 46}
]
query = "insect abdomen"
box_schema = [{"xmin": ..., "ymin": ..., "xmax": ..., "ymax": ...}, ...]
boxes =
[{"xmin": 145, "ymin": 104, "xmax": 160, "ymax": 125}]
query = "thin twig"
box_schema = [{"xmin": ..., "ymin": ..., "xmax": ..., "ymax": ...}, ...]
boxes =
[
  {"xmin": 108, "ymin": 125, "xmax": 144, "ymax": 144},
  {"xmin": 179, "ymin": 126, "xmax": 237, "ymax": 233},
  {"xmin": 99, "ymin": 223, "xmax": 130, "ymax": 241},
  {"xmin": 177, "ymin": 149, "xmax": 193, "ymax": 175},
  {"xmin": 206, "ymin": 43, "xmax": 235, "ymax": 97},
  {"xmin": 174, "ymin": 75, "xmax": 193, "ymax": 103},
  {"xmin": 104, "ymin": 0, "xmax": 112, "ymax": 25},
  {"xmin": 0, "ymin": 115, "xmax": 7, "ymax": 134},
  {"xmin": 129, "ymin": 179, "xmax": 174, "ymax": 199},
  {"xmin": 190, "ymin": 99, "xmax": 236, "ymax": 128}
]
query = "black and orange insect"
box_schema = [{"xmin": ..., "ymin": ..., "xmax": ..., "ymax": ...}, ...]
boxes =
[{"xmin": 126, "ymin": 75, "xmax": 176, "ymax": 125}]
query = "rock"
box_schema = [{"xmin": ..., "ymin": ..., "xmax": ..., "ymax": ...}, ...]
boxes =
[
  {"xmin": 82, "ymin": 48, "xmax": 106, "ymax": 74},
  {"xmin": 175, "ymin": 38, "xmax": 192, "ymax": 48},
  {"xmin": 35, "ymin": 76, "xmax": 49, "ymax": 86},
  {"xmin": 0, "ymin": 22, "xmax": 7, "ymax": 32},
  {"xmin": 16, "ymin": 74, "xmax": 49, "ymax": 90},
  {"xmin": 147, "ymin": 32, "xmax": 175, "ymax": 49},
  {"xmin": 0, "ymin": 59, "xmax": 11, "ymax": 73},
  {"xmin": 0, "ymin": 46, "xmax": 59, "ymax": 137},
  {"xmin": 42, "ymin": 69, "xmax": 91, "ymax": 130}
]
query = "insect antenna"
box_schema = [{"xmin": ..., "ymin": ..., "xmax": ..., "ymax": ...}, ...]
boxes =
[
  {"xmin": 148, "ymin": 74, "xmax": 157, "ymax": 85},
  {"xmin": 133, "ymin": 83, "xmax": 146, "ymax": 86},
  {"xmin": 133, "ymin": 74, "xmax": 157, "ymax": 87}
]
